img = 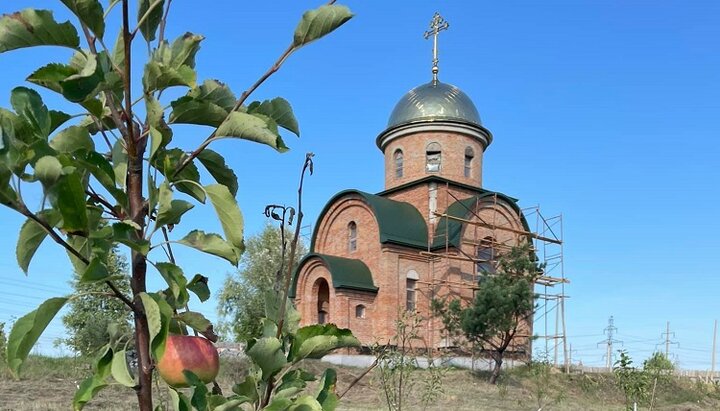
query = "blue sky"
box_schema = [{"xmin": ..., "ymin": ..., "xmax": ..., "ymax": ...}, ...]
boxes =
[{"xmin": 0, "ymin": 1, "xmax": 718, "ymax": 369}]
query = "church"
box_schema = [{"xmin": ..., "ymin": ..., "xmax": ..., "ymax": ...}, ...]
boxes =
[{"xmin": 290, "ymin": 14, "xmax": 536, "ymax": 358}]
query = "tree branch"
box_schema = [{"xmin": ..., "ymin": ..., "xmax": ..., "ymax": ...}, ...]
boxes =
[
  {"xmin": 16, "ymin": 204, "xmax": 134, "ymax": 309},
  {"xmin": 276, "ymin": 153, "xmax": 313, "ymax": 339},
  {"xmin": 172, "ymin": 43, "xmax": 297, "ymax": 179}
]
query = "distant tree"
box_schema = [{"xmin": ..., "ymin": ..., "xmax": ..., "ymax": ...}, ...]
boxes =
[
  {"xmin": 433, "ymin": 243, "xmax": 539, "ymax": 384},
  {"xmin": 60, "ymin": 251, "xmax": 132, "ymax": 356},
  {"xmin": 217, "ymin": 223, "xmax": 307, "ymax": 341},
  {"xmin": 643, "ymin": 351, "xmax": 674, "ymax": 373},
  {"xmin": 0, "ymin": 322, "xmax": 6, "ymax": 362}
]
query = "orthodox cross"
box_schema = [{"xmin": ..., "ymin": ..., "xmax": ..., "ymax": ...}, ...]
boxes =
[{"xmin": 424, "ymin": 12, "xmax": 450, "ymax": 83}]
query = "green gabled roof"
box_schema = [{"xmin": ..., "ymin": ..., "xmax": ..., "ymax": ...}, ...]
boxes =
[
  {"xmin": 310, "ymin": 189, "xmax": 428, "ymax": 251},
  {"xmin": 431, "ymin": 192, "xmax": 532, "ymax": 250},
  {"xmin": 289, "ymin": 253, "xmax": 379, "ymax": 298}
]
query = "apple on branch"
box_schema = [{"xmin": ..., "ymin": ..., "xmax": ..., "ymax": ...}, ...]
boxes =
[{"xmin": 157, "ymin": 335, "xmax": 220, "ymax": 388}]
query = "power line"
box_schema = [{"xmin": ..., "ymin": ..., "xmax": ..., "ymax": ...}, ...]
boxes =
[{"xmin": 598, "ymin": 316, "xmax": 623, "ymax": 370}]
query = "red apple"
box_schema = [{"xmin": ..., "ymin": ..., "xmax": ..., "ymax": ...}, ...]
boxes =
[{"xmin": 156, "ymin": 334, "xmax": 220, "ymax": 387}]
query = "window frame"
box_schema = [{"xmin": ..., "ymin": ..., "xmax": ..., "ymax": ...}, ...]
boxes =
[
  {"xmin": 464, "ymin": 147, "xmax": 474, "ymax": 178},
  {"xmin": 394, "ymin": 149, "xmax": 404, "ymax": 178},
  {"xmin": 348, "ymin": 221, "xmax": 357, "ymax": 252},
  {"xmin": 426, "ymin": 142, "xmax": 442, "ymax": 173}
]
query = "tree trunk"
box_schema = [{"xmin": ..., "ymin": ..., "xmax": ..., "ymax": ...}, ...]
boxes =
[
  {"xmin": 489, "ymin": 351, "xmax": 504, "ymax": 385},
  {"xmin": 127, "ymin": 135, "xmax": 152, "ymax": 410}
]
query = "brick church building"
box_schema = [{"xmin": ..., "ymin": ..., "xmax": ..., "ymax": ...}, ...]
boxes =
[{"xmin": 290, "ymin": 15, "xmax": 534, "ymax": 357}]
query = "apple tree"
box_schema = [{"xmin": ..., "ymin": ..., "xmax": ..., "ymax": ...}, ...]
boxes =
[{"xmin": 0, "ymin": 1, "xmax": 357, "ymax": 409}]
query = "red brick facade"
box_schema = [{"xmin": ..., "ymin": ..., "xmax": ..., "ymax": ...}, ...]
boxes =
[{"xmin": 293, "ymin": 106, "xmax": 531, "ymax": 357}]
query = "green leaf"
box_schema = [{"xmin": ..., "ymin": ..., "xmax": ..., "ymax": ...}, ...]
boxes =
[
  {"xmin": 111, "ymin": 136, "xmax": 127, "ymax": 188},
  {"xmin": 197, "ymin": 149, "xmax": 238, "ymax": 197},
  {"xmin": 182, "ymin": 370, "xmax": 209, "ymax": 411},
  {"xmin": 76, "ymin": 150, "xmax": 128, "ymax": 210},
  {"xmin": 289, "ymin": 395, "xmax": 323, "ymax": 411},
  {"xmin": 169, "ymin": 388, "xmax": 192, "ymax": 411},
  {"xmin": 154, "ymin": 148, "xmax": 205, "ymax": 202},
  {"xmin": 205, "ymin": 184, "xmax": 244, "ymax": 251},
  {"xmin": 232, "ymin": 374, "xmax": 259, "ymax": 404},
  {"xmin": 247, "ymin": 98, "xmax": 299, "ymax": 137},
  {"xmin": 33, "ymin": 155, "xmax": 63, "ymax": 187},
  {"xmin": 111, "ymin": 349, "xmax": 136, "ymax": 387},
  {"xmin": 61, "ymin": 52, "xmax": 106, "ymax": 103},
  {"xmin": 264, "ymin": 292, "xmax": 301, "ymax": 336},
  {"xmin": 80, "ymin": 257, "xmax": 110, "ymax": 283},
  {"xmin": 293, "ymin": 5, "xmax": 353, "ymax": 47},
  {"xmin": 289, "ymin": 324, "xmax": 359, "ymax": 363},
  {"xmin": 146, "ymin": 95, "xmax": 172, "ymax": 149},
  {"xmin": 65, "ymin": 235, "xmax": 90, "ymax": 275},
  {"xmin": 50, "ymin": 126, "xmax": 94, "ymax": 153},
  {"xmin": 169, "ymin": 80, "xmax": 235, "ymax": 127},
  {"xmin": 213, "ymin": 398, "xmax": 250, "ymax": 411},
  {"xmin": 16, "ymin": 209, "xmax": 61, "ymax": 273},
  {"xmin": 0, "ymin": 9, "xmax": 80, "ymax": 53},
  {"xmin": 137, "ymin": 0, "xmax": 165, "ymax": 42},
  {"xmin": 156, "ymin": 181, "xmax": 194, "ymax": 228},
  {"xmin": 156, "ymin": 262, "xmax": 189, "ymax": 308},
  {"xmin": 139, "ymin": 292, "xmax": 173, "ymax": 362},
  {"xmin": 10, "ymin": 86, "xmax": 50, "ymax": 138},
  {"xmin": 187, "ymin": 274, "xmax": 210, "ymax": 302},
  {"xmin": 60, "ymin": 0, "xmax": 105, "ymax": 38},
  {"xmin": 56, "ymin": 173, "xmax": 89, "ymax": 235},
  {"xmin": 26, "ymin": 58, "xmax": 105, "ymax": 104},
  {"xmin": 164, "ymin": 32, "xmax": 204, "ymax": 68},
  {"xmin": 143, "ymin": 60, "xmax": 196, "ymax": 93},
  {"xmin": 112, "ymin": 221, "xmax": 150, "ymax": 255},
  {"xmin": 49, "ymin": 110, "xmax": 71, "ymax": 134},
  {"xmin": 72, "ymin": 347, "xmax": 112, "ymax": 410},
  {"xmin": 315, "ymin": 368, "xmax": 338, "ymax": 411},
  {"xmin": 215, "ymin": 112, "xmax": 288, "ymax": 152},
  {"xmin": 149, "ymin": 126, "xmax": 163, "ymax": 161},
  {"xmin": 265, "ymin": 398, "xmax": 293, "ymax": 411},
  {"xmin": 6, "ymin": 297, "xmax": 68, "ymax": 377},
  {"xmin": 177, "ymin": 230, "xmax": 239, "ymax": 266},
  {"xmin": 246, "ymin": 337, "xmax": 286, "ymax": 381},
  {"xmin": 176, "ymin": 311, "xmax": 212, "ymax": 335}
]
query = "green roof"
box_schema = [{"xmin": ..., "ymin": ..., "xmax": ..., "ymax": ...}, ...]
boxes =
[
  {"xmin": 310, "ymin": 189, "xmax": 428, "ymax": 251},
  {"xmin": 289, "ymin": 253, "xmax": 378, "ymax": 298},
  {"xmin": 431, "ymin": 192, "xmax": 532, "ymax": 250}
]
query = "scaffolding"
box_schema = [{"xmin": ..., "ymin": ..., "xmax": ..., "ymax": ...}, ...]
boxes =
[{"xmin": 425, "ymin": 182, "xmax": 569, "ymax": 371}]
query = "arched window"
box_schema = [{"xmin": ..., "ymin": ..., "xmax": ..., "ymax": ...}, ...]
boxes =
[
  {"xmin": 406, "ymin": 270, "xmax": 419, "ymax": 311},
  {"xmin": 426, "ymin": 142, "xmax": 441, "ymax": 173},
  {"xmin": 348, "ymin": 221, "xmax": 357, "ymax": 252},
  {"xmin": 315, "ymin": 278, "xmax": 330, "ymax": 324},
  {"xmin": 355, "ymin": 305, "xmax": 366, "ymax": 319},
  {"xmin": 464, "ymin": 147, "xmax": 474, "ymax": 178},
  {"xmin": 394, "ymin": 149, "xmax": 404, "ymax": 178},
  {"xmin": 476, "ymin": 236, "xmax": 497, "ymax": 276}
]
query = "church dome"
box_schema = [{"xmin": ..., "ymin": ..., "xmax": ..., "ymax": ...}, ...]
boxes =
[{"xmin": 387, "ymin": 81, "xmax": 482, "ymax": 129}]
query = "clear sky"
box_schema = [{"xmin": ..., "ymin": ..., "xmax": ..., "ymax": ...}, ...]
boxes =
[{"xmin": 0, "ymin": 1, "xmax": 718, "ymax": 369}]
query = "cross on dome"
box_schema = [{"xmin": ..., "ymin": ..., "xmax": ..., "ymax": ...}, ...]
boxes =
[{"xmin": 424, "ymin": 12, "xmax": 449, "ymax": 83}]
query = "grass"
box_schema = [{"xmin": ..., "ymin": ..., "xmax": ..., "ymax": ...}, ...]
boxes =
[{"xmin": 2, "ymin": 355, "xmax": 720, "ymax": 410}]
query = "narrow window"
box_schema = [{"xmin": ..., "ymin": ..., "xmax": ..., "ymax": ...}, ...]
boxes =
[
  {"xmin": 406, "ymin": 270, "xmax": 419, "ymax": 312},
  {"xmin": 348, "ymin": 221, "xmax": 357, "ymax": 252},
  {"xmin": 394, "ymin": 149, "xmax": 404, "ymax": 178},
  {"xmin": 355, "ymin": 305, "xmax": 366, "ymax": 319},
  {"xmin": 464, "ymin": 147, "xmax": 474, "ymax": 178},
  {"xmin": 406, "ymin": 279, "xmax": 417, "ymax": 312},
  {"xmin": 426, "ymin": 142, "xmax": 441, "ymax": 173},
  {"xmin": 476, "ymin": 236, "xmax": 497, "ymax": 276}
]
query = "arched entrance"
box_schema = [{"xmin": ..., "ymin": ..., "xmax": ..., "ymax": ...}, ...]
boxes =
[{"xmin": 313, "ymin": 278, "xmax": 330, "ymax": 324}]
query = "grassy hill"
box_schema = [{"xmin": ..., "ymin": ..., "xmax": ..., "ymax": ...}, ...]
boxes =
[{"xmin": 1, "ymin": 356, "xmax": 720, "ymax": 410}]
